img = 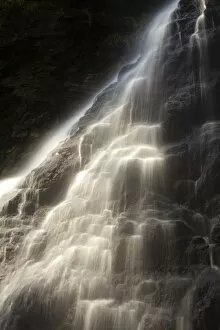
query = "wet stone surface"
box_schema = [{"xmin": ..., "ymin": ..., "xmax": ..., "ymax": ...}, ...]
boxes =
[{"xmin": 0, "ymin": 0, "xmax": 220, "ymax": 329}]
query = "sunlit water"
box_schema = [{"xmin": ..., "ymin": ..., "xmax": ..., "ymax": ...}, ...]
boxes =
[
  {"xmin": 191, "ymin": 0, "xmax": 207, "ymax": 98},
  {"xmin": 0, "ymin": 81, "xmax": 117, "ymax": 205},
  {"xmin": 0, "ymin": 0, "xmax": 209, "ymax": 329}
]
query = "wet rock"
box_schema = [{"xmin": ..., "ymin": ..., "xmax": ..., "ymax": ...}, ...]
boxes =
[
  {"xmin": 211, "ymin": 224, "xmax": 220, "ymax": 244},
  {"xmin": 140, "ymin": 312, "xmax": 174, "ymax": 330},
  {"xmin": 190, "ymin": 213, "xmax": 208, "ymax": 237},
  {"xmin": 205, "ymin": 195, "xmax": 220, "ymax": 218},
  {"xmin": 135, "ymin": 280, "xmax": 158, "ymax": 300},
  {"xmin": 174, "ymin": 221, "xmax": 194, "ymax": 238},
  {"xmin": 165, "ymin": 206, "xmax": 208, "ymax": 237},
  {"xmin": 118, "ymin": 220, "xmax": 135, "ymax": 236},
  {"xmin": 142, "ymin": 219, "xmax": 167, "ymax": 273},
  {"xmin": 1, "ymin": 193, "xmax": 22, "ymax": 217},
  {"xmin": 192, "ymin": 269, "xmax": 220, "ymax": 330},
  {"xmin": 191, "ymin": 236, "xmax": 207, "ymax": 246},
  {"xmin": 212, "ymin": 244, "xmax": 220, "ymax": 268},
  {"xmin": 174, "ymin": 180, "xmax": 196, "ymax": 204},
  {"xmin": 158, "ymin": 277, "xmax": 192, "ymax": 307},
  {"xmin": 162, "ymin": 85, "xmax": 202, "ymax": 144},
  {"xmin": 112, "ymin": 238, "xmax": 126, "ymax": 274},
  {"xmin": 0, "ymin": 284, "xmax": 76, "ymax": 330},
  {"xmin": 196, "ymin": 153, "xmax": 220, "ymax": 204},
  {"xmin": 168, "ymin": 236, "xmax": 192, "ymax": 273},
  {"xmin": 38, "ymin": 166, "xmax": 73, "ymax": 206},
  {"xmin": 163, "ymin": 144, "xmax": 189, "ymax": 197},
  {"xmin": 187, "ymin": 236, "xmax": 210, "ymax": 267},
  {"xmin": 22, "ymin": 200, "xmax": 36, "ymax": 216},
  {"xmin": 28, "ymin": 143, "xmax": 79, "ymax": 206}
]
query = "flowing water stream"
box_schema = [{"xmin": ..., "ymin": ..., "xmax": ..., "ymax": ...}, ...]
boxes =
[
  {"xmin": 0, "ymin": 0, "xmax": 214, "ymax": 329},
  {"xmin": 191, "ymin": 0, "xmax": 207, "ymax": 99}
]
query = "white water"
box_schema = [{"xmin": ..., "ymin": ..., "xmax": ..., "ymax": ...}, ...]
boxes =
[
  {"xmin": 0, "ymin": 79, "xmax": 119, "ymax": 202},
  {"xmin": 192, "ymin": 0, "xmax": 206, "ymax": 39},
  {"xmin": 191, "ymin": 0, "xmax": 207, "ymax": 98},
  {"xmin": 0, "ymin": 1, "xmax": 180, "ymax": 329},
  {"xmin": 0, "ymin": 111, "xmax": 86, "ymax": 200}
]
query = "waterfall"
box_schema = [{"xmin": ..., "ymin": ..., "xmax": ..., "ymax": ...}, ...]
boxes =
[
  {"xmin": 0, "ymin": 0, "xmax": 217, "ymax": 329},
  {"xmin": 191, "ymin": 0, "xmax": 208, "ymax": 99},
  {"xmin": 0, "ymin": 92, "xmax": 106, "ymax": 203},
  {"xmin": 192, "ymin": 0, "xmax": 206, "ymax": 39}
]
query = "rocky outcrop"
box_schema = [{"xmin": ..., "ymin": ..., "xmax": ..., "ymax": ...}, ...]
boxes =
[
  {"xmin": 0, "ymin": 0, "xmax": 149, "ymax": 177},
  {"xmin": 1, "ymin": 1, "xmax": 220, "ymax": 329}
]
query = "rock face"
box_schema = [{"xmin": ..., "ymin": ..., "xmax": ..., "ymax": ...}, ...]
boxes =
[
  {"xmin": 1, "ymin": 0, "xmax": 220, "ymax": 330},
  {"xmin": 0, "ymin": 0, "xmax": 157, "ymax": 176}
]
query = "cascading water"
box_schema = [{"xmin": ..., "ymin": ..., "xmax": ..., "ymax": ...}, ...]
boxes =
[
  {"xmin": 191, "ymin": 0, "xmax": 208, "ymax": 99},
  {"xmin": 192, "ymin": 0, "xmax": 206, "ymax": 40},
  {"xmin": 0, "ymin": 0, "xmax": 217, "ymax": 329},
  {"xmin": 0, "ymin": 100, "xmax": 92, "ymax": 203},
  {"xmin": 0, "ymin": 1, "xmax": 179, "ymax": 328}
]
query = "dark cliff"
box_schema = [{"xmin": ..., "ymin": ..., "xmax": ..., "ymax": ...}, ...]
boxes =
[
  {"xmin": 0, "ymin": 0, "xmax": 162, "ymax": 176},
  {"xmin": 2, "ymin": 1, "xmax": 220, "ymax": 329}
]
